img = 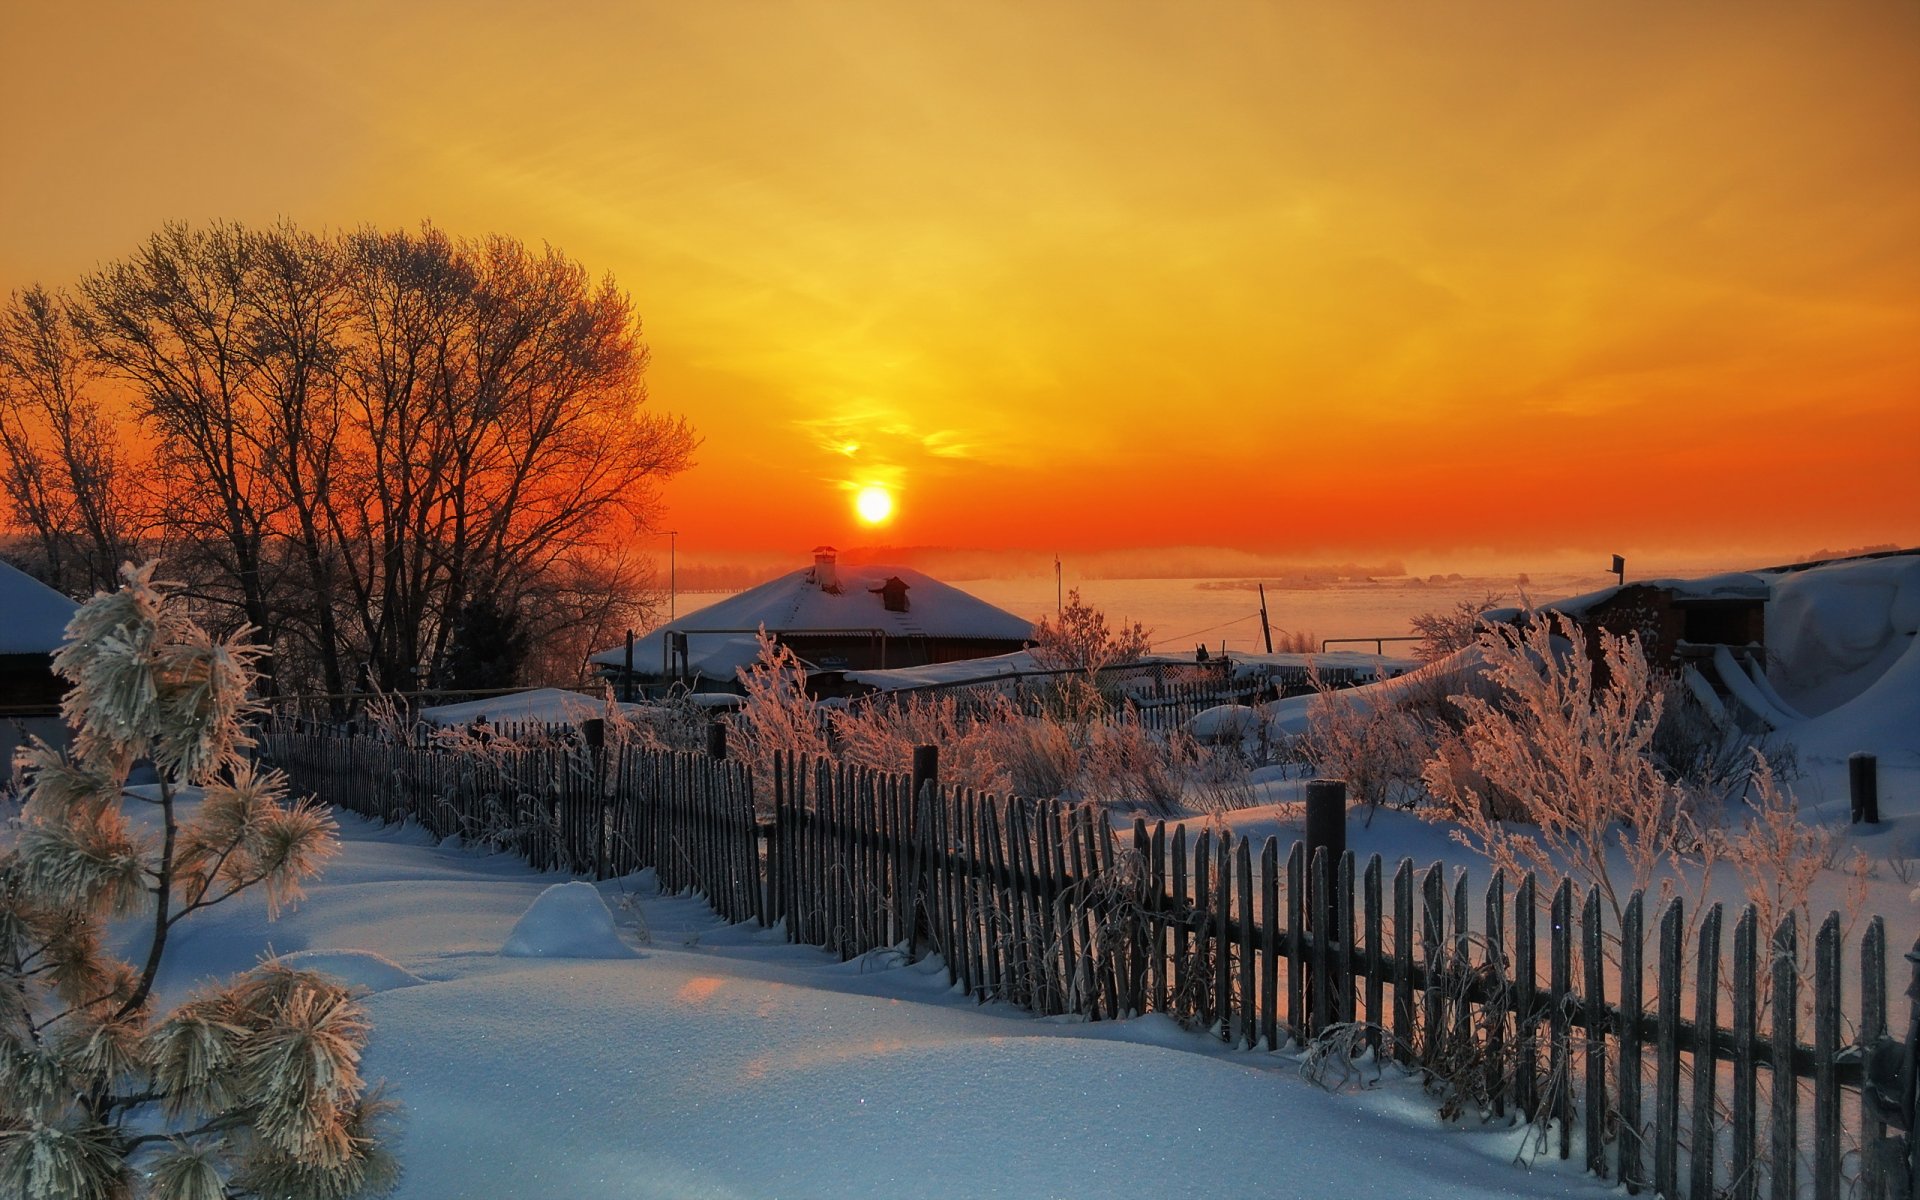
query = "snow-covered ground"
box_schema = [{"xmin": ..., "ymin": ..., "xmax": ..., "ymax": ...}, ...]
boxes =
[{"xmin": 147, "ymin": 809, "xmax": 1621, "ymax": 1200}]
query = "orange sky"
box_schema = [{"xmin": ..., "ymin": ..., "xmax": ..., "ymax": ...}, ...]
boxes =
[{"xmin": 2, "ymin": 1, "xmax": 1916, "ymax": 574}]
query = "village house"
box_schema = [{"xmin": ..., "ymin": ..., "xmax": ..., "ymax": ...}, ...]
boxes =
[{"xmin": 592, "ymin": 547, "xmax": 1035, "ymax": 697}]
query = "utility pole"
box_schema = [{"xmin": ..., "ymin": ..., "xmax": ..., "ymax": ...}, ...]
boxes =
[
  {"xmin": 1259, "ymin": 582, "xmax": 1273, "ymax": 654},
  {"xmin": 668, "ymin": 530, "xmax": 680, "ymax": 621},
  {"xmin": 1055, "ymin": 554, "xmax": 1063, "ymax": 616}
]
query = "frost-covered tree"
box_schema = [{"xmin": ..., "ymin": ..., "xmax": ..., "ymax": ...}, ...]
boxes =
[
  {"xmin": 1029, "ymin": 588, "xmax": 1150, "ymax": 675},
  {"xmin": 0, "ymin": 563, "xmax": 395, "ymax": 1200}
]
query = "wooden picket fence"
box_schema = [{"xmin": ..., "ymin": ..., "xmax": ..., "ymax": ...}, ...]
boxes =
[{"xmin": 260, "ymin": 728, "xmax": 1898, "ymax": 1200}]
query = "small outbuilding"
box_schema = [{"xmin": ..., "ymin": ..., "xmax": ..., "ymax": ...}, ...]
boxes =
[{"xmin": 1, "ymin": 560, "xmax": 81, "ymax": 769}]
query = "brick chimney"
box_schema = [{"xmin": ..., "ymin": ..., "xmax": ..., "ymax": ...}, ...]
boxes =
[{"xmin": 811, "ymin": 545, "xmax": 840, "ymax": 593}]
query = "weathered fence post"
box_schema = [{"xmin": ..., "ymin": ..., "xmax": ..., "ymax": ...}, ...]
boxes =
[
  {"xmin": 910, "ymin": 744, "xmax": 939, "ymax": 955},
  {"xmin": 1303, "ymin": 779, "xmax": 1346, "ymax": 1036},
  {"xmin": 582, "ymin": 717, "xmax": 606, "ymax": 880},
  {"xmin": 707, "ymin": 720, "xmax": 728, "ymax": 760},
  {"xmin": 1305, "ymin": 779, "xmax": 1346, "ymax": 871},
  {"xmin": 1853, "ymin": 752, "xmax": 1881, "ymax": 825}
]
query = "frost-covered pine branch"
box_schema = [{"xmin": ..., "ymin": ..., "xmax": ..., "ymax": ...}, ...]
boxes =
[{"xmin": 0, "ymin": 562, "xmax": 395, "ymax": 1200}]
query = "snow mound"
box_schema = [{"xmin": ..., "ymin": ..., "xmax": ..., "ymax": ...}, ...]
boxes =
[
  {"xmin": 1184, "ymin": 704, "xmax": 1263, "ymax": 743},
  {"xmin": 501, "ymin": 882, "xmax": 639, "ymax": 959},
  {"xmin": 270, "ymin": 949, "xmax": 425, "ymax": 992},
  {"xmin": 1770, "ymin": 555, "xmax": 1920, "ymax": 718}
]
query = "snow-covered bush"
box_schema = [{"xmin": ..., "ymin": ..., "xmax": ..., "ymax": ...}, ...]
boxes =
[
  {"xmin": 1305, "ymin": 663, "xmax": 1442, "ymax": 821},
  {"xmin": 1420, "ymin": 612, "xmax": 1699, "ymax": 930},
  {"xmin": 0, "ymin": 563, "xmax": 394, "ymax": 1200},
  {"xmin": 734, "ymin": 630, "xmax": 831, "ymax": 796},
  {"xmin": 1408, "ymin": 591, "xmax": 1505, "ymax": 663},
  {"xmin": 1079, "ymin": 720, "xmax": 1190, "ymax": 816},
  {"xmin": 1029, "ymin": 588, "xmax": 1150, "ymax": 675},
  {"xmin": 832, "ymin": 693, "xmax": 1012, "ymax": 798}
]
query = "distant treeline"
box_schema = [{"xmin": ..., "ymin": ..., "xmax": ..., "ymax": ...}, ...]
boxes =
[{"xmin": 0, "ymin": 220, "xmax": 695, "ymax": 704}]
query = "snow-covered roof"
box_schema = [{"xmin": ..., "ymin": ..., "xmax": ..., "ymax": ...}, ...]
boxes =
[
  {"xmin": 0, "ymin": 561, "xmax": 79, "ymax": 656},
  {"xmin": 419, "ymin": 688, "xmax": 648, "ymax": 728},
  {"xmin": 1504, "ymin": 572, "xmax": 1770, "ymax": 622},
  {"xmin": 591, "ymin": 561, "xmax": 1034, "ymax": 682}
]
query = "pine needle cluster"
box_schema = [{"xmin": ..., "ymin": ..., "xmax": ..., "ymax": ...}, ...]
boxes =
[{"xmin": 0, "ymin": 563, "xmax": 395, "ymax": 1200}]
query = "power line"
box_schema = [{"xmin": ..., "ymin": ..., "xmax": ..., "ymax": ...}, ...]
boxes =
[{"xmin": 1150, "ymin": 612, "xmax": 1258, "ymax": 650}]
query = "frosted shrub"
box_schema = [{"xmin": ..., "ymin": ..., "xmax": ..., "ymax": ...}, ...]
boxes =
[
  {"xmin": 0, "ymin": 563, "xmax": 394, "ymax": 1200},
  {"xmin": 1029, "ymin": 588, "xmax": 1150, "ymax": 675},
  {"xmin": 832, "ymin": 693, "xmax": 1012, "ymax": 797},
  {"xmin": 1421, "ymin": 612, "xmax": 1699, "ymax": 929},
  {"xmin": 734, "ymin": 630, "xmax": 830, "ymax": 793},
  {"xmin": 1030, "ymin": 589, "xmax": 1151, "ymax": 726},
  {"xmin": 1713, "ymin": 754, "xmax": 1867, "ymax": 971},
  {"xmin": 1305, "ymin": 661, "xmax": 1438, "ymax": 821},
  {"xmin": 983, "ymin": 719, "xmax": 1078, "ymax": 800},
  {"xmin": 1079, "ymin": 720, "xmax": 1189, "ymax": 815}
]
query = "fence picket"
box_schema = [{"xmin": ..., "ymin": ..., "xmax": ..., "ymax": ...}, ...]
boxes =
[
  {"xmin": 1582, "ymin": 887, "xmax": 1608, "ymax": 1179},
  {"xmin": 1770, "ymin": 915, "xmax": 1798, "ymax": 1200},
  {"xmin": 1813, "ymin": 912, "xmax": 1840, "ymax": 1200},
  {"xmin": 1690, "ymin": 904, "xmax": 1723, "ymax": 1200},
  {"xmin": 1733, "ymin": 905, "xmax": 1760, "ymax": 1200}
]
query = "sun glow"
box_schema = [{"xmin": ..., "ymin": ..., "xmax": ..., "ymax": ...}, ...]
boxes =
[{"xmin": 855, "ymin": 485, "xmax": 894, "ymax": 525}]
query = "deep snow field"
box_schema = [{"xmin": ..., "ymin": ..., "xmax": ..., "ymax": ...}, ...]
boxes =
[
  {"xmin": 141, "ymin": 806, "xmax": 1629, "ymax": 1200},
  {"xmin": 67, "ymin": 551, "xmax": 1920, "ymax": 1197}
]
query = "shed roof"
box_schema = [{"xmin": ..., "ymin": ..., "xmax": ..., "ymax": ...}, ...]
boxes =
[
  {"xmin": 0, "ymin": 561, "xmax": 79, "ymax": 656},
  {"xmin": 590, "ymin": 562, "xmax": 1034, "ymax": 682}
]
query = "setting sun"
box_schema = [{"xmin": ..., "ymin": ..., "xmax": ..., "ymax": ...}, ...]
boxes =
[{"xmin": 854, "ymin": 485, "xmax": 894, "ymax": 526}]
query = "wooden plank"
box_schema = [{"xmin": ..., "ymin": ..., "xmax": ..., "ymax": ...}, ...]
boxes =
[
  {"xmin": 1550, "ymin": 879, "xmax": 1573, "ymax": 1161},
  {"xmin": 1732, "ymin": 905, "xmax": 1759, "ymax": 1200},
  {"xmin": 1365, "ymin": 855, "xmax": 1385, "ymax": 1053},
  {"xmin": 1393, "ymin": 858, "xmax": 1415, "ymax": 1067},
  {"xmin": 1312, "ymin": 849, "xmax": 1334, "ymax": 1040},
  {"xmin": 1171, "ymin": 824, "xmax": 1190, "ymax": 1022},
  {"xmin": 1262, "ymin": 837, "xmax": 1280, "ymax": 1051},
  {"xmin": 1689, "ymin": 903, "xmax": 1722, "ymax": 1200},
  {"xmin": 1093, "ymin": 812, "xmax": 1122, "ymax": 1018},
  {"xmin": 981, "ymin": 796, "xmax": 1008, "ymax": 1002},
  {"xmin": 1655, "ymin": 897, "xmax": 1683, "ymax": 1200},
  {"xmin": 1424, "ymin": 864, "xmax": 1447, "ymax": 1079},
  {"xmin": 1582, "ymin": 887, "xmax": 1608, "ymax": 1179},
  {"xmin": 1193, "ymin": 829, "xmax": 1213, "ymax": 1029},
  {"xmin": 1482, "ymin": 870, "xmax": 1506, "ymax": 1121},
  {"xmin": 1150, "ymin": 821, "xmax": 1168, "ymax": 1013},
  {"xmin": 1860, "ymin": 917, "xmax": 1888, "ymax": 1200},
  {"xmin": 1237, "ymin": 836, "xmax": 1256, "ymax": 1049},
  {"xmin": 1336, "ymin": 852, "xmax": 1355, "ymax": 1028},
  {"xmin": 1617, "ymin": 893, "xmax": 1645, "ymax": 1190},
  {"xmin": 1811, "ymin": 912, "xmax": 1840, "ymax": 1200},
  {"xmin": 1768, "ymin": 915, "xmax": 1797, "ymax": 1200},
  {"xmin": 1214, "ymin": 834, "xmax": 1233, "ymax": 1041},
  {"xmin": 1047, "ymin": 804, "xmax": 1078, "ymax": 1014},
  {"xmin": 1448, "ymin": 870, "xmax": 1470, "ymax": 1073},
  {"xmin": 1292, "ymin": 842, "xmax": 1309, "ymax": 1044}
]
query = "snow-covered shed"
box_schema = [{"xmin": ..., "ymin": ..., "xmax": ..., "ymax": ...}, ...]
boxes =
[
  {"xmin": 592, "ymin": 547, "xmax": 1035, "ymax": 695},
  {"xmin": 1, "ymin": 560, "xmax": 80, "ymax": 766},
  {"xmin": 1538, "ymin": 572, "xmax": 1771, "ymax": 670}
]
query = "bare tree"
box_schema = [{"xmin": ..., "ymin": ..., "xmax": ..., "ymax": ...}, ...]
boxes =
[
  {"xmin": 0, "ymin": 286, "xmax": 139, "ymax": 595},
  {"xmin": 19, "ymin": 220, "xmax": 694, "ymax": 706},
  {"xmin": 74, "ymin": 222, "xmax": 287, "ymax": 678}
]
